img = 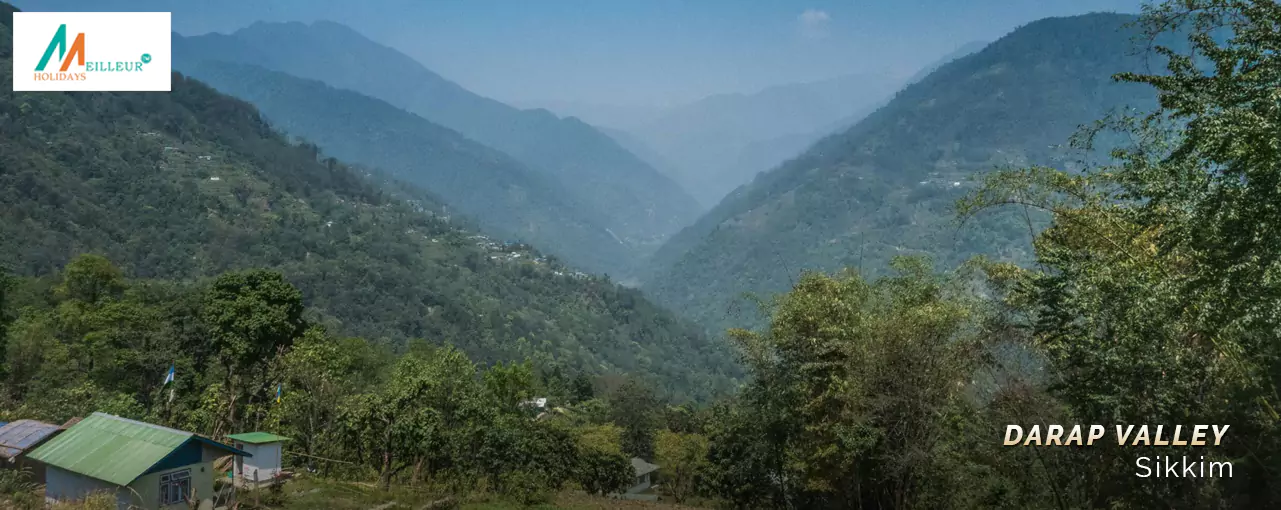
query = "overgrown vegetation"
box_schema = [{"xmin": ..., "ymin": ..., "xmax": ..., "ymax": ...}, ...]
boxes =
[{"xmin": 0, "ymin": 254, "xmax": 659, "ymax": 506}]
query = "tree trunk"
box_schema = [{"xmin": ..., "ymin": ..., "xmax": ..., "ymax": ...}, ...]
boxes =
[
  {"xmin": 223, "ymin": 365, "xmax": 237, "ymax": 436},
  {"xmin": 379, "ymin": 450, "xmax": 393, "ymax": 491}
]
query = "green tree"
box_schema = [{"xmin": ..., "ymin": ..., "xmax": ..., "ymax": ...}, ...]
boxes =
[
  {"xmin": 576, "ymin": 448, "xmax": 632, "ymax": 497},
  {"xmin": 3, "ymin": 310, "xmax": 71, "ymax": 405},
  {"xmin": 201, "ymin": 269, "xmax": 306, "ymax": 434},
  {"xmin": 576, "ymin": 423, "xmax": 624, "ymax": 454},
  {"xmin": 0, "ymin": 269, "xmax": 11, "ymax": 379},
  {"xmin": 661, "ymin": 404, "xmax": 707, "ymax": 434},
  {"xmin": 55, "ymin": 254, "xmax": 125, "ymax": 304},
  {"xmin": 79, "ymin": 298, "xmax": 170, "ymax": 404},
  {"xmin": 340, "ymin": 346, "xmax": 477, "ymax": 490},
  {"xmin": 569, "ymin": 374, "xmax": 594, "ymax": 403},
  {"xmin": 958, "ymin": 0, "xmax": 1281, "ymax": 504},
  {"xmin": 0, "ymin": 256, "xmax": 182, "ymax": 420},
  {"xmin": 483, "ymin": 360, "xmax": 535, "ymax": 409},
  {"xmin": 606, "ymin": 378, "xmax": 659, "ymax": 460},
  {"xmin": 710, "ymin": 259, "xmax": 989, "ymax": 509},
  {"xmin": 655, "ymin": 430, "xmax": 709, "ymax": 503},
  {"xmin": 274, "ymin": 327, "xmax": 381, "ymax": 471},
  {"xmin": 704, "ymin": 402, "xmax": 792, "ymax": 509},
  {"xmin": 472, "ymin": 415, "xmax": 580, "ymax": 501},
  {"xmin": 571, "ymin": 423, "xmax": 632, "ymax": 496}
]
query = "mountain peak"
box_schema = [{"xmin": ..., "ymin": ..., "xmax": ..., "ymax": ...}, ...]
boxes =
[
  {"xmin": 309, "ymin": 19, "xmax": 358, "ymax": 31},
  {"xmin": 237, "ymin": 19, "xmax": 352, "ymax": 32},
  {"xmin": 629, "ymin": 67, "xmax": 905, "ymax": 206}
]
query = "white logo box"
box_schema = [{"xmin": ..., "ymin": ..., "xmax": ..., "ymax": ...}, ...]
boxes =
[{"xmin": 12, "ymin": 11, "xmax": 171, "ymax": 91}]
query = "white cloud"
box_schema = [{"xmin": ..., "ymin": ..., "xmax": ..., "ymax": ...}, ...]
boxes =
[{"xmin": 797, "ymin": 9, "xmax": 831, "ymax": 39}]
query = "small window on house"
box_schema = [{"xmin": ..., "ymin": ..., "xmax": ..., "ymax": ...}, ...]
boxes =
[{"xmin": 160, "ymin": 469, "xmax": 192, "ymax": 505}]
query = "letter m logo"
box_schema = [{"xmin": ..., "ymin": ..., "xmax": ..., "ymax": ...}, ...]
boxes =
[{"xmin": 36, "ymin": 24, "xmax": 85, "ymax": 72}]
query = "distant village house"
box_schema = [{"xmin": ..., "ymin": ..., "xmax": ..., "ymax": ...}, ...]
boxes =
[{"xmin": 626, "ymin": 457, "xmax": 660, "ymax": 500}]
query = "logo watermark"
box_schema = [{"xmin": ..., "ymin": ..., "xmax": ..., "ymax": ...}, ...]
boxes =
[{"xmin": 13, "ymin": 12, "xmax": 171, "ymax": 91}]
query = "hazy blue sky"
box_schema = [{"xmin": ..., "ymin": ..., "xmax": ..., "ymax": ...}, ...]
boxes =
[{"xmin": 16, "ymin": 0, "xmax": 1146, "ymax": 107}]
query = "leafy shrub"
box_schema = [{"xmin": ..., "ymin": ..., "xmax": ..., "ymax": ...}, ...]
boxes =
[
  {"xmin": 0, "ymin": 468, "xmax": 34, "ymax": 494},
  {"xmin": 498, "ymin": 470, "xmax": 553, "ymax": 506},
  {"xmin": 576, "ymin": 448, "xmax": 632, "ymax": 496}
]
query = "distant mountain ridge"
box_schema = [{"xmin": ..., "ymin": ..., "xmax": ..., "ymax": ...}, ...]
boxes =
[
  {"xmin": 817, "ymin": 40, "xmax": 991, "ymax": 136},
  {"xmin": 510, "ymin": 99, "xmax": 670, "ymax": 131},
  {"xmin": 606, "ymin": 41, "xmax": 991, "ymax": 209},
  {"xmin": 626, "ymin": 72, "xmax": 906, "ymax": 206},
  {"xmin": 684, "ymin": 40, "xmax": 992, "ymax": 200},
  {"xmin": 173, "ymin": 20, "xmax": 701, "ymax": 266},
  {"xmin": 904, "ymin": 40, "xmax": 990, "ymax": 86},
  {"xmin": 642, "ymin": 13, "xmax": 1167, "ymax": 333},
  {"xmin": 175, "ymin": 57, "xmax": 633, "ymax": 276}
]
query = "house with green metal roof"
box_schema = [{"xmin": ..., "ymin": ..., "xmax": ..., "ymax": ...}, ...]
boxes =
[
  {"xmin": 26, "ymin": 412, "xmax": 250, "ymax": 510},
  {"xmin": 227, "ymin": 431, "xmax": 291, "ymax": 489}
]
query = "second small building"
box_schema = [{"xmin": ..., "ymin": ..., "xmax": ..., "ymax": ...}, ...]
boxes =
[{"xmin": 227, "ymin": 431, "xmax": 291, "ymax": 488}]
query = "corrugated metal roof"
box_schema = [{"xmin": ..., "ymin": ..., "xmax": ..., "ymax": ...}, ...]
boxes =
[
  {"xmin": 226, "ymin": 432, "xmax": 290, "ymax": 444},
  {"xmin": 631, "ymin": 457, "xmax": 659, "ymax": 476},
  {"xmin": 25, "ymin": 413, "xmax": 245, "ymax": 486},
  {"xmin": 0, "ymin": 419, "xmax": 62, "ymax": 459}
]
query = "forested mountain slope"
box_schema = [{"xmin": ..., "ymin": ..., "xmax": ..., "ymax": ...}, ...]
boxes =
[
  {"xmin": 682, "ymin": 40, "xmax": 990, "ymax": 213},
  {"xmin": 643, "ymin": 13, "xmax": 1165, "ymax": 332},
  {"xmin": 0, "ymin": 21, "xmax": 736, "ymax": 400},
  {"xmin": 176, "ymin": 59, "xmax": 632, "ymax": 277},
  {"xmin": 903, "ymin": 40, "xmax": 991, "ymax": 86},
  {"xmin": 172, "ymin": 21, "xmax": 701, "ymax": 258}
]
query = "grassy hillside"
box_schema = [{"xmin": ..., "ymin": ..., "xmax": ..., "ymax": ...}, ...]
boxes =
[
  {"xmin": 173, "ymin": 21, "xmax": 702, "ymax": 260},
  {"xmin": 643, "ymin": 13, "xmax": 1166, "ymax": 333},
  {"xmin": 0, "ymin": 18, "xmax": 736, "ymax": 400}
]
